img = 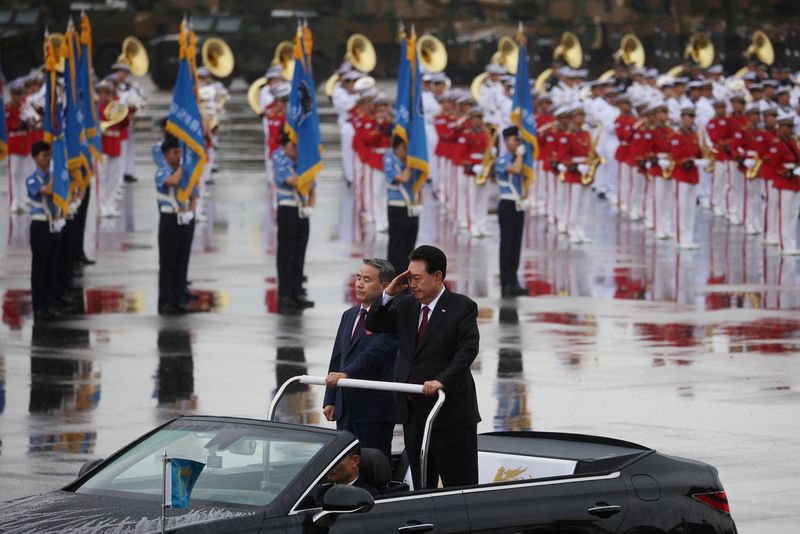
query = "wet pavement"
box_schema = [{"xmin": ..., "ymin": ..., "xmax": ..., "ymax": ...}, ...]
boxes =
[{"xmin": 1, "ymin": 80, "xmax": 799, "ymax": 532}]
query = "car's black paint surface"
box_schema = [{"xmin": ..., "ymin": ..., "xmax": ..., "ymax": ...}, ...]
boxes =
[{"xmin": 0, "ymin": 416, "xmax": 737, "ymax": 534}]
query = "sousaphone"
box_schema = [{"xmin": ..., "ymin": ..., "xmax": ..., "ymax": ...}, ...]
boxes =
[
  {"xmin": 471, "ymin": 36, "xmax": 518, "ymax": 101},
  {"xmin": 325, "ymin": 34, "xmax": 376, "ymax": 97},
  {"xmin": 117, "ymin": 36, "xmax": 149, "ymax": 77},
  {"xmin": 417, "ymin": 34, "xmax": 447, "ymax": 73},
  {"xmin": 553, "ymin": 31, "xmax": 582, "ymax": 69},
  {"xmin": 613, "ymin": 34, "xmax": 645, "ymax": 68},
  {"xmin": 745, "ymin": 30, "xmax": 774, "ymax": 65},
  {"xmin": 100, "ymin": 100, "xmax": 129, "ymax": 132},
  {"xmin": 683, "ymin": 33, "xmax": 714, "ymax": 68},
  {"xmin": 201, "ymin": 37, "xmax": 235, "ymax": 78}
]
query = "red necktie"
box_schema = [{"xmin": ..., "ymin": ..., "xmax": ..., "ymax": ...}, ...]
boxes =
[
  {"xmin": 352, "ymin": 308, "xmax": 367, "ymax": 340},
  {"xmin": 417, "ymin": 305, "xmax": 430, "ymax": 342}
]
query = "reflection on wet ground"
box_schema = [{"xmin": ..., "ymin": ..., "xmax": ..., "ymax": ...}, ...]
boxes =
[{"xmin": 0, "ymin": 81, "xmax": 798, "ymax": 531}]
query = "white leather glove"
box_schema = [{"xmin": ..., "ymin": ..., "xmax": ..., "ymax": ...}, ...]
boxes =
[
  {"xmin": 658, "ymin": 159, "xmax": 670, "ymax": 169},
  {"xmin": 408, "ymin": 204, "xmax": 423, "ymax": 217},
  {"xmin": 515, "ymin": 144, "xmax": 526, "ymax": 157},
  {"xmin": 793, "ymin": 167, "xmax": 800, "ymax": 177},
  {"xmin": 490, "ymin": 147, "xmax": 498, "ymax": 157},
  {"xmin": 557, "ymin": 163, "xmax": 567, "ymax": 173},
  {"xmin": 68, "ymin": 202, "xmax": 79, "ymax": 215},
  {"xmin": 577, "ymin": 163, "xmax": 589, "ymax": 174},
  {"xmin": 694, "ymin": 158, "xmax": 708, "ymax": 167},
  {"xmin": 644, "ymin": 161, "xmax": 652, "ymax": 169},
  {"xmin": 743, "ymin": 158, "xmax": 756, "ymax": 169},
  {"xmin": 472, "ymin": 164, "xmax": 483, "ymax": 175},
  {"xmin": 51, "ymin": 219, "xmax": 66, "ymax": 233},
  {"xmin": 301, "ymin": 206, "xmax": 314, "ymax": 218},
  {"xmin": 179, "ymin": 211, "xmax": 195, "ymax": 225}
]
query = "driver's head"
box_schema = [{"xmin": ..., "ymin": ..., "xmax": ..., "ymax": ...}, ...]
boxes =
[{"xmin": 327, "ymin": 446, "xmax": 362, "ymax": 485}]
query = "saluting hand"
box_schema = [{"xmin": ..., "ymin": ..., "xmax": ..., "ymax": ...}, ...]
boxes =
[{"xmin": 385, "ymin": 269, "xmax": 411, "ymax": 296}]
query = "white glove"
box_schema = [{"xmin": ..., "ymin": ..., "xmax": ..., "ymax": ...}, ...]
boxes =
[
  {"xmin": 644, "ymin": 161, "xmax": 652, "ymax": 169},
  {"xmin": 515, "ymin": 144, "xmax": 526, "ymax": 157},
  {"xmin": 793, "ymin": 167, "xmax": 800, "ymax": 177},
  {"xmin": 557, "ymin": 163, "xmax": 567, "ymax": 173},
  {"xmin": 51, "ymin": 219, "xmax": 66, "ymax": 233},
  {"xmin": 408, "ymin": 204, "xmax": 423, "ymax": 217},
  {"xmin": 472, "ymin": 164, "xmax": 484, "ymax": 175},
  {"xmin": 694, "ymin": 158, "xmax": 708, "ymax": 167},
  {"xmin": 743, "ymin": 158, "xmax": 756, "ymax": 169},
  {"xmin": 577, "ymin": 163, "xmax": 589, "ymax": 174},
  {"xmin": 68, "ymin": 202, "xmax": 79, "ymax": 215},
  {"xmin": 301, "ymin": 206, "xmax": 314, "ymax": 218},
  {"xmin": 179, "ymin": 211, "xmax": 195, "ymax": 225},
  {"xmin": 658, "ymin": 159, "xmax": 670, "ymax": 169},
  {"xmin": 490, "ymin": 147, "xmax": 498, "ymax": 157}
]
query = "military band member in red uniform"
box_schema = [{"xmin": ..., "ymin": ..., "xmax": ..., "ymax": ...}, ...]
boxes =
[
  {"xmin": 549, "ymin": 107, "xmax": 571, "ymax": 231},
  {"xmin": 97, "ymin": 81, "xmax": 124, "ymax": 218},
  {"xmin": 460, "ymin": 107, "xmax": 492, "ymax": 237},
  {"xmin": 613, "ymin": 95, "xmax": 636, "ymax": 215},
  {"xmin": 731, "ymin": 104, "xmax": 765, "ymax": 235},
  {"xmin": 758, "ymin": 109, "xmax": 781, "ymax": 244},
  {"xmin": 706, "ymin": 100, "xmax": 738, "ymax": 222},
  {"xmin": 6, "ymin": 79, "xmax": 32, "ymax": 213},
  {"xmin": 363, "ymin": 96, "xmax": 392, "ymax": 233},
  {"xmin": 669, "ymin": 107, "xmax": 706, "ymax": 250},
  {"xmin": 556, "ymin": 107, "xmax": 592, "ymax": 244},
  {"xmin": 768, "ymin": 113, "xmax": 800, "ymax": 255},
  {"xmin": 651, "ymin": 104, "xmax": 674, "ymax": 240}
]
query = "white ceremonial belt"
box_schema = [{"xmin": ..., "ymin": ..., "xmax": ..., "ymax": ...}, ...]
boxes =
[
  {"xmin": 388, "ymin": 200, "xmax": 408, "ymax": 207},
  {"xmin": 31, "ymin": 213, "xmax": 48, "ymax": 221},
  {"xmin": 9, "ymin": 131, "xmax": 28, "ymax": 137},
  {"xmin": 572, "ymin": 157, "xmax": 588, "ymax": 163},
  {"xmin": 278, "ymin": 199, "xmax": 300, "ymax": 207},
  {"xmin": 746, "ymin": 150, "xmax": 758, "ymax": 156},
  {"xmin": 500, "ymin": 193, "xmax": 520, "ymax": 201},
  {"xmin": 496, "ymin": 180, "xmax": 510, "ymax": 186},
  {"xmin": 470, "ymin": 153, "xmax": 483, "ymax": 159},
  {"xmin": 160, "ymin": 206, "xmax": 176, "ymax": 214},
  {"xmin": 372, "ymin": 148, "xmax": 388, "ymax": 154},
  {"xmin": 657, "ymin": 152, "xmax": 669, "ymax": 158}
]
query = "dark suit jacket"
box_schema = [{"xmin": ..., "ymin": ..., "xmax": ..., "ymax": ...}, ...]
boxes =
[
  {"xmin": 365, "ymin": 287, "xmax": 481, "ymax": 429},
  {"xmin": 323, "ymin": 305, "xmax": 398, "ymax": 424}
]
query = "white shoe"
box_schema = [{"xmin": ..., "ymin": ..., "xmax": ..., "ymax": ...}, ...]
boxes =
[
  {"xmin": 728, "ymin": 217, "xmax": 743, "ymax": 225},
  {"xmin": 644, "ymin": 221, "xmax": 654, "ymax": 229},
  {"xmin": 579, "ymin": 234, "xmax": 591, "ymax": 243},
  {"xmin": 458, "ymin": 220, "xmax": 469, "ymax": 229},
  {"xmin": 557, "ymin": 225, "xmax": 568, "ymax": 234},
  {"xmin": 376, "ymin": 224, "xmax": 389, "ymax": 233},
  {"xmin": 655, "ymin": 232, "xmax": 670, "ymax": 240},
  {"xmin": 569, "ymin": 234, "xmax": 583, "ymax": 244},
  {"xmin": 781, "ymin": 248, "xmax": 800, "ymax": 256},
  {"xmin": 763, "ymin": 237, "xmax": 779, "ymax": 246},
  {"xmin": 700, "ymin": 199, "xmax": 711, "ymax": 209},
  {"xmin": 676, "ymin": 241, "xmax": 700, "ymax": 250},
  {"xmin": 712, "ymin": 209, "xmax": 725, "ymax": 217},
  {"xmin": 469, "ymin": 226, "xmax": 483, "ymax": 238},
  {"xmin": 745, "ymin": 225, "xmax": 761, "ymax": 235}
]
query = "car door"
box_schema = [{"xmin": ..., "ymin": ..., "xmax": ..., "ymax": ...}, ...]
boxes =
[
  {"xmin": 282, "ymin": 493, "xmax": 440, "ymax": 534},
  {"xmin": 462, "ymin": 472, "xmax": 628, "ymax": 533}
]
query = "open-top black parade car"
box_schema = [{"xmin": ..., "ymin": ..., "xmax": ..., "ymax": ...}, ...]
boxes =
[{"xmin": 0, "ymin": 376, "xmax": 737, "ymax": 533}]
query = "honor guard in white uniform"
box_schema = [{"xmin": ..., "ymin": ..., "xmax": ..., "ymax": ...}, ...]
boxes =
[
  {"xmin": 479, "ymin": 64, "xmax": 506, "ymax": 128},
  {"xmin": 421, "ymin": 72, "xmax": 446, "ymax": 193},
  {"xmin": 112, "ymin": 62, "xmax": 147, "ymax": 184}
]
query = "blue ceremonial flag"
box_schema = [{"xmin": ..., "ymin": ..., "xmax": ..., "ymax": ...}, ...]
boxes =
[
  {"xmin": 163, "ymin": 457, "xmax": 205, "ymax": 509},
  {"xmin": 510, "ymin": 26, "xmax": 537, "ymax": 193},
  {"xmin": 392, "ymin": 29, "xmax": 411, "ymax": 145},
  {"xmin": 44, "ymin": 34, "xmax": 72, "ymax": 215},
  {"xmin": 406, "ymin": 31, "xmax": 429, "ymax": 194},
  {"xmin": 63, "ymin": 23, "xmax": 91, "ymax": 192},
  {"xmin": 285, "ymin": 24, "xmax": 323, "ymax": 198},
  {"xmin": 79, "ymin": 13, "xmax": 102, "ymax": 162},
  {"xmin": 165, "ymin": 21, "xmax": 207, "ymax": 206}
]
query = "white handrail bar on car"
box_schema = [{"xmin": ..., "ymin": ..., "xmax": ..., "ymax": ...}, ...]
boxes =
[{"xmin": 268, "ymin": 375, "xmax": 446, "ymax": 490}]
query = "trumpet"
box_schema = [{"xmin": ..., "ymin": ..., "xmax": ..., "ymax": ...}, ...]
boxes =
[
  {"xmin": 661, "ymin": 153, "xmax": 675, "ymax": 180},
  {"xmin": 476, "ymin": 128, "xmax": 499, "ymax": 186},
  {"xmin": 700, "ymin": 127, "xmax": 716, "ymax": 174}
]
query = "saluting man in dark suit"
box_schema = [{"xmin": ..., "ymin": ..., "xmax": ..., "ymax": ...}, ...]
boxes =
[
  {"xmin": 324, "ymin": 258, "xmax": 399, "ymax": 460},
  {"xmin": 366, "ymin": 245, "xmax": 481, "ymax": 489}
]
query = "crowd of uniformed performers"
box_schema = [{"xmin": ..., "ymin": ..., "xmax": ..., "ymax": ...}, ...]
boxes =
[{"xmin": 310, "ymin": 58, "xmax": 800, "ymax": 301}]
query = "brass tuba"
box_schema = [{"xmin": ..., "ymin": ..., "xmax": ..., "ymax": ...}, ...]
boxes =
[
  {"xmin": 744, "ymin": 30, "xmax": 774, "ymax": 65},
  {"xmin": 417, "ymin": 34, "xmax": 447, "ymax": 73},
  {"xmin": 272, "ymin": 40, "xmax": 295, "ymax": 81},
  {"xmin": 553, "ymin": 32, "xmax": 582, "ymax": 69},
  {"xmin": 201, "ymin": 37, "xmax": 235, "ymax": 78},
  {"xmin": 117, "ymin": 36, "xmax": 149, "ymax": 77},
  {"xmin": 471, "ymin": 36, "xmax": 518, "ymax": 101},
  {"xmin": 325, "ymin": 34, "xmax": 376, "ymax": 97},
  {"xmin": 683, "ymin": 33, "xmax": 714, "ymax": 68},
  {"xmin": 100, "ymin": 100, "xmax": 129, "ymax": 132},
  {"xmin": 582, "ymin": 128, "xmax": 604, "ymax": 186},
  {"xmin": 613, "ymin": 34, "xmax": 645, "ymax": 68}
]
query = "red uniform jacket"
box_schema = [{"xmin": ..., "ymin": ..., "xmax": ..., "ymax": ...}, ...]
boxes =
[
  {"xmin": 758, "ymin": 129, "xmax": 781, "ymax": 181},
  {"xmin": 458, "ymin": 128, "xmax": 490, "ymax": 175},
  {"xmin": 630, "ymin": 124, "xmax": 653, "ymax": 170},
  {"xmin": 265, "ymin": 105, "xmax": 286, "ymax": 156},
  {"xmin": 648, "ymin": 125, "xmax": 672, "ymax": 178},
  {"xmin": 99, "ymin": 101, "xmax": 123, "ymax": 157},
  {"xmin": 354, "ymin": 114, "xmax": 376, "ymax": 164},
  {"xmin": 557, "ymin": 128, "xmax": 590, "ymax": 185},
  {"xmin": 731, "ymin": 126, "xmax": 761, "ymax": 175},
  {"xmin": 769, "ymin": 135, "xmax": 800, "ymax": 192},
  {"xmin": 434, "ymin": 113, "xmax": 461, "ymax": 162},
  {"xmin": 539, "ymin": 124, "xmax": 561, "ymax": 173},
  {"xmin": 364, "ymin": 118, "xmax": 391, "ymax": 170},
  {"xmin": 614, "ymin": 114, "xmax": 636, "ymax": 164},
  {"xmin": 706, "ymin": 116, "xmax": 733, "ymax": 162},
  {"xmin": 5, "ymin": 103, "xmax": 30, "ymax": 155},
  {"xmin": 669, "ymin": 127, "xmax": 702, "ymax": 184}
]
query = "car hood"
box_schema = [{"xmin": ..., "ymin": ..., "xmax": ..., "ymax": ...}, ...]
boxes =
[{"xmin": 0, "ymin": 491, "xmax": 256, "ymax": 533}]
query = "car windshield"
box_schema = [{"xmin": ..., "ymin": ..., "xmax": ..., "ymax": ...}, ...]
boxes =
[{"xmin": 75, "ymin": 420, "xmax": 332, "ymax": 508}]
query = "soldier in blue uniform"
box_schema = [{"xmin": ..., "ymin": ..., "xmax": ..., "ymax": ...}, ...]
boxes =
[
  {"xmin": 26, "ymin": 141, "xmax": 63, "ymax": 321},
  {"xmin": 384, "ymin": 135, "xmax": 421, "ymax": 275},
  {"xmin": 494, "ymin": 126, "xmax": 530, "ymax": 298},
  {"xmin": 272, "ymin": 131, "xmax": 317, "ymax": 315},
  {"xmin": 155, "ymin": 134, "xmax": 194, "ymax": 315}
]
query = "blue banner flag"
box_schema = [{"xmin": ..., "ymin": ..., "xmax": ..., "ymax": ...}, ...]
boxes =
[
  {"xmin": 511, "ymin": 28, "xmax": 537, "ymax": 193},
  {"xmin": 165, "ymin": 22, "xmax": 207, "ymax": 206},
  {"xmin": 0, "ymin": 57, "xmax": 7, "ymax": 161},
  {"xmin": 63, "ymin": 24, "xmax": 91, "ymax": 192},
  {"xmin": 406, "ymin": 31, "xmax": 429, "ymax": 194},
  {"xmin": 80, "ymin": 13, "xmax": 102, "ymax": 163},
  {"xmin": 163, "ymin": 457, "xmax": 205, "ymax": 509},
  {"xmin": 44, "ymin": 35, "xmax": 71, "ymax": 215},
  {"xmin": 285, "ymin": 24, "xmax": 323, "ymax": 198},
  {"xmin": 392, "ymin": 30, "xmax": 411, "ymax": 145}
]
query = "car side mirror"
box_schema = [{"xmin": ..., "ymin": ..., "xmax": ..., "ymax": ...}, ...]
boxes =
[
  {"xmin": 312, "ymin": 485, "xmax": 374, "ymax": 527},
  {"xmin": 78, "ymin": 458, "xmax": 105, "ymax": 477}
]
